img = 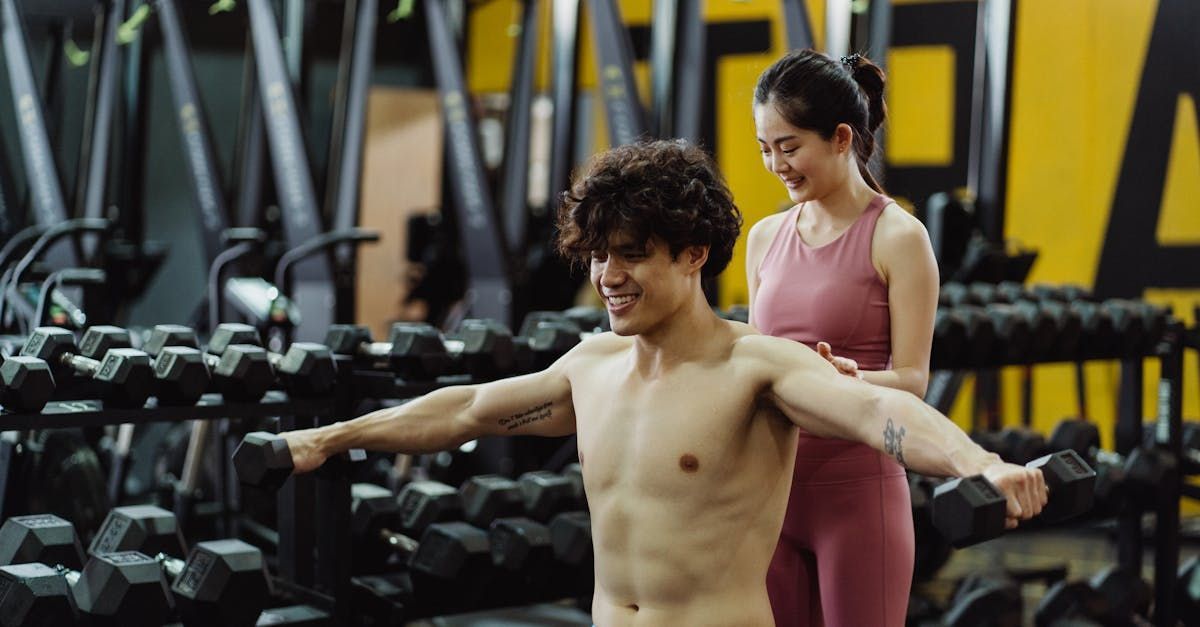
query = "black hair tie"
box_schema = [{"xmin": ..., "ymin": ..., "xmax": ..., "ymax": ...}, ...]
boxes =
[{"xmin": 840, "ymin": 53, "xmax": 861, "ymax": 71}]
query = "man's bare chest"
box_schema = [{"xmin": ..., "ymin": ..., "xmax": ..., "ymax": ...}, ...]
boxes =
[{"xmin": 570, "ymin": 370, "xmax": 763, "ymax": 493}]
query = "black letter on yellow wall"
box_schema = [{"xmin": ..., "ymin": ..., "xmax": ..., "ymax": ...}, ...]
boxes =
[{"xmin": 1095, "ymin": 0, "xmax": 1200, "ymax": 297}]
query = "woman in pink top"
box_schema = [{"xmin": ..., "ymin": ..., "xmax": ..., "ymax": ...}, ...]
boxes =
[{"xmin": 745, "ymin": 50, "xmax": 939, "ymax": 626}]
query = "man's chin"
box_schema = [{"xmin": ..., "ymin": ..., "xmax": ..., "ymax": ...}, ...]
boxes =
[{"xmin": 607, "ymin": 317, "xmax": 637, "ymax": 336}]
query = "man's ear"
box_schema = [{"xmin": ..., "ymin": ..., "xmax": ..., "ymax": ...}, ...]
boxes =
[{"xmin": 683, "ymin": 245, "xmax": 710, "ymax": 274}]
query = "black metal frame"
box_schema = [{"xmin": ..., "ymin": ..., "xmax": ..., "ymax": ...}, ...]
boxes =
[
  {"xmin": 424, "ymin": 0, "xmax": 513, "ymax": 325},
  {"xmin": 0, "ymin": 0, "xmax": 76, "ymax": 267},
  {"xmin": 245, "ymin": 0, "xmax": 336, "ymax": 342}
]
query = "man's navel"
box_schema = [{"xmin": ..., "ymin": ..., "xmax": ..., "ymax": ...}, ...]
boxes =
[{"xmin": 679, "ymin": 453, "xmax": 700, "ymax": 473}]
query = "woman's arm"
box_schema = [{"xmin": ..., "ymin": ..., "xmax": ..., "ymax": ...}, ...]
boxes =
[{"xmin": 862, "ymin": 205, "xmax": 939, "ymax": 397}]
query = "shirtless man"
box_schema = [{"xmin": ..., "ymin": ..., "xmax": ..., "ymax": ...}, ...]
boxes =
[{"xmin": 276, "ymin": 140, "xmax": 1047, "ymax": 626}]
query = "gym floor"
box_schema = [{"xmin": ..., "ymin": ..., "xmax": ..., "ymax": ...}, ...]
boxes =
[{"xmin": 914, "ymin": 518, "xmax": 1200, "ymax": 625}]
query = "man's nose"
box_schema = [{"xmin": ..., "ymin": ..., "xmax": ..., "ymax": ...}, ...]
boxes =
[{"xmin": 599, "ymin": 261, "xmax": 626, "ymax": 287}]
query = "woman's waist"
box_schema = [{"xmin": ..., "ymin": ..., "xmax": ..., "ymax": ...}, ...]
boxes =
[{"xmin": 790, "ymin": 435, "xmax": 906, "ymax": 482}]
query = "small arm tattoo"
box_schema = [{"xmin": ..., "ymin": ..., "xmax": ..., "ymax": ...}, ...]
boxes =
[
  {"xmin": 499, "ymin": 401, "xmax": 553, "ymax": 431},
  {"xmin": 883, "ymin": 418, "xmax": 907, "ymax": 467}
]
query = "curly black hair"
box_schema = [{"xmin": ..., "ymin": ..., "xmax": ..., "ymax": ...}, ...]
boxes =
[{"xmin": 555, "ymin": 140, "xmax": 743, "ymax": 278}]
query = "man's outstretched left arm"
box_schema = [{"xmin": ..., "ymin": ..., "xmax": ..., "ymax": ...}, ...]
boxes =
[{"xmin": 747, "ymin": 335, "xmax": 1046, "ymax": 520}]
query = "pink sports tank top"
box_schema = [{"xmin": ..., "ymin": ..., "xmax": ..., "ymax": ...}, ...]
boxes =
[{"xmin": 751, "ymin": 195, "xmax": 892, "ymax": 371}]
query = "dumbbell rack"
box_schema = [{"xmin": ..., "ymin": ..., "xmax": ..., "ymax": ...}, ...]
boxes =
[
  {"xmin": 927, "ymin": 318, "xmax": 1188, "ymax": 626},
  {"xmin": 0, "ymin": 356, "xmax": 478, "ymax": 626}
]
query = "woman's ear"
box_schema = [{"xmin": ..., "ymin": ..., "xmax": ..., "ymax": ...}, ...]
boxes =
[{"xmin": 834, "ymin": 123, "xmax": 855, "ymax": 154}]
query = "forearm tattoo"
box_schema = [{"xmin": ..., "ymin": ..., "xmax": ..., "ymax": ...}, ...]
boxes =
[
  {"xmin": 499, "ymin": 401, "xmax": 553, "ymax": 431},
  {"xmin": 883, "ymin": 418, "xmax": 908, "ymax": 467}
]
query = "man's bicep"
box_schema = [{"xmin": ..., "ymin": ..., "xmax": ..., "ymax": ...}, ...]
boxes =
[{"xmin": 466, "ymin": 367, "xmax": 576, "ymax": 437}]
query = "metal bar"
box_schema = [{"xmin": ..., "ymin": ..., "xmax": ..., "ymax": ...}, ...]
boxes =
[
  {"xmin": 546, "ymin": 0, "xmax": 580, "ymax": 204},
  {"xmin": 332, "ymin": 0, "xmax": 375, "ymax": 264},
  {"xmin": 76, "ymin": 0, "xmax": 123, "ymax": 261},
  {"xmin": 648, "ymin": 0, "xmax": 678, "ymax": 138},
  {"xmin": 587, "ymin": 0, "xmax": 646, "ymax": 146},
  {"xmin": 672, "ymin": 0, "xmax": 705, "ymax": 143},
  {"xmin": 867, "ymin": 0, "xmax": 891, "ymax": 69},
  {"xmin": 499, "ymin": 0, "xmax": 539, "ymax": 251},
  {"xmin": 781, "ymin": 0, "xmax": 814, "ymax": 50},
  {"xmin": 425, "ymin": 0, "xmax": 513, "ymax": 325},
  {"xmin": 1151, "ymin": 323, "xmax": 1183, "ymax": 627},
  {"xmin": 277, "ymin": 415, "xmax": 315, "ymax": 587},
  {"xmin": 825, "ymin": 0, "xmax": 852, "ymax": 57},
  {"xmin": 966, "ymin": 0, "xmax": 1017, "ymax": 244},
  {"xmin": 234, "ymin": 34, "xmax": 267, "ymax": 229},
  {"xmin": 1115, "ymin": 358, "xmax": 1143, "ymax": 574},
  {"xmin": 155, "ymin": 0, "xmax": 232, "ymax": 264},
  {"xmin": 314, "ymin": 401, "xmax": 352, "ymax": 624},
  {"xmin": 866, "ymin": 0, "xmax": 891, "ymax": 185},
  {"xmin": 0, "ymin": 0, "xmax": 74, "ymax": 267},
  {"xmin": 118, "ymin": 4, "xmax": 149, "ymax": 247},
  {"xmin": 0, "ymin": 127, "xmax": 19, "ymax": 238},
  {"xmin": 246, "ymin": 0, "xmax": 336, "ymax": 340}
]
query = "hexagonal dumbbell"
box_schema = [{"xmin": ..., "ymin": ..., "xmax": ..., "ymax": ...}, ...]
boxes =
[
  {"xmin": 162, "ymin": 538, "xmax": 270, "ymax": 627},
  {"xmin": 61, "ymin": 550, "xmax": 174, "ymax": 627},
  {"xmin": 931, "ymin": 449, "xmax": 1096, "ymax": 546},
  {"xmin": 146, "ymin": 324, "xmax": 270, "ymax": 402},
  {"xmin": 232, "ymin": 431, "xmax": 365, "ymax": 492},
  {"xmin": 517, "ymin": 471, "xmax": 582, "ymax": 522},
  {"xmin": 351, "ymin": 481, "xmax": 467, "ymax": 574},
  {"xmin": 548, "ymin": 510, "xmax": 593, "ymax": 599},
  {"xmin": 459, "ymin": 475, "xmax": 526, "ymax": 528},
  {"xmin": 513, "ymin": 316, "xmax": 584, "ymax": 373},
  {"xmin": 21, "ymin": 327, "xmax": 153, "ymax": 408},
  {"xmin": 88, "ymin": 505, "xmax": 187, "ymax": 561},
  {"xmin": 0, "ymin": 356, "xmax": 55, "ymax": 412},
  {"xmin": 210, "ymin": 324, "xmax": 335, "ymax": 397},
  {"xmin": 0, "ymin": 562, "xmax": 78, "ymax": 625},
  {"xmin": 445, "ymin": 319, "xmax": 517, "ymax": 379},
  {"xmin": 395, "ymin": 480, "xmax": 465, "ymax": 537},
  {"xmin": 326, "ymin": 324, "xmax": 447, "ymax": 380},
  {"xmin": 1048, "ymin": 418, "xmax": 1174, "ymax": 511},
  {"xmin": 140, "ymin": 325, "xmax": 210, "ymax": 406},
  {"xmin": 407, "ymin": 522, "xmax": 495, "ymax": 614},
  {"xmin": 488, "ymin": 517, "xmax": 555, "ymax": 585},
  {"xmin": 0, "ymin": 513, "xmax": 86, "ymax": 571}
]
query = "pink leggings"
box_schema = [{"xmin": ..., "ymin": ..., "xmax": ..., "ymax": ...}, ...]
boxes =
[{"xmin": 767, "ymin": 439, "xmax": 914, "ymax": 627}]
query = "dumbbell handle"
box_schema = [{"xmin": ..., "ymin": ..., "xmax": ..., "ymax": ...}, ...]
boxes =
[
  {"xmin": 155, "ymin": 553, "xmax": 185, "ymax": 579},
  {"xmin": 54, "ymin": 564, "xmax": 81, "ymax": 587},
  {"xmin": 59, "ymin": 352, "xmax": 101, "ymax": 377},
  {"xmin": 355, "ymin": 341, "xmax": 394, "ymax": 359},
  {"xmin": 1094, "ymin": 448, "xmax": 1124, "ymax": 466},
  {"xmin": 379, "ymin": 528, "xmax": 419, "ymax": 554}
]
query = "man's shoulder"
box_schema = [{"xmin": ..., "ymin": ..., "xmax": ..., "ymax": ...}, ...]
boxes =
[
  {"xmin": 731, "ymin": 330, "xmax": 821, "ymax": 369},
  {"xmin": 564, "ymin": 331, "xmax": 632, "ymax": 359}
]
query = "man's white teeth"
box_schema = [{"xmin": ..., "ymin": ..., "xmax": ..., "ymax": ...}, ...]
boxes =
[{"xmin": 609, "ymin": 295, "xmax": 637, "ymax": 305}]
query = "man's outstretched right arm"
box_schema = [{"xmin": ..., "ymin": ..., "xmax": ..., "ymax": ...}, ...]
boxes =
[{"xmin": 283, "ymin": 361, "xmax": 575, "ymax": 474}]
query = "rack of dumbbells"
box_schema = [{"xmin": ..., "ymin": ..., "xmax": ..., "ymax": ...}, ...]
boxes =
[
  {"xmin": 0, "ymin": 313, "xmax": 598, "ymax": 625},
  {"xmin": 912, "ymin": 281, "xmax": 1189, "ymax": 626},
  {"xmin": 229, "ymin": 312, "xmax": 600, "ymax": 624}
]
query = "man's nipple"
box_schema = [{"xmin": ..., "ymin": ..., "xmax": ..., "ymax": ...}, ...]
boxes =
[{"xmin": 679, "ymin": 453, "xmax": 700, "ymax": 473}]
